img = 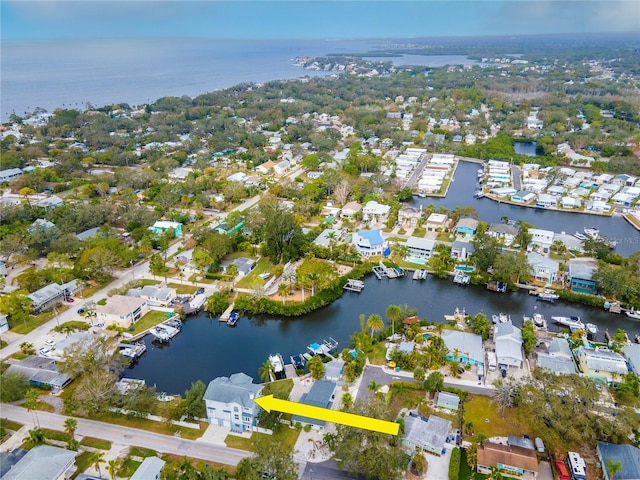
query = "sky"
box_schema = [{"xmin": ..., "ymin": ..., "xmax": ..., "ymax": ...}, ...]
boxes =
[{"xmin": 1, "ymin": 0, "xmax": 639, "ymax": 41}]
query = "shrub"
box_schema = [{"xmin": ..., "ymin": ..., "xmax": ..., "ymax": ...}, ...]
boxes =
[{"xmin": 449, "ymin": 447, "xmax": 461, "ymax": 480}]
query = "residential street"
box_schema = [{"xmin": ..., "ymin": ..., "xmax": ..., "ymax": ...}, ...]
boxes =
[{"xmin": 0, "ymin": 404, "xmax": 250, "ymax": 466}]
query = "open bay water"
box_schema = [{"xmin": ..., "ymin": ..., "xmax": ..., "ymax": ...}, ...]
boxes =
[
  {"xmin": 1, "ymin": 37, "xmax": 476, "ymax": 121},
  {"xmin": 130, "ymin": 273, "xmax": 640, "ymax": 395}
]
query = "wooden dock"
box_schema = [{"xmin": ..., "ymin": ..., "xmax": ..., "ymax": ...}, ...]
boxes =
[
  {"xmin": 220, "ymin": 303, "xmax": 234, "ymax": 321},
  {"xmin": 343, "ymin": 279, "xmax": 364, "ymax": 292}
]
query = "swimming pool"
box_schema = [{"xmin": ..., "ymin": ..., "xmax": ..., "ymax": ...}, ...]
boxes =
[
  {"xmin": 455, "ymin": 266, "xmax": 474, "ymax": 272},
  {"xmin": 405, "ymin": 257, "xmax": 427, "ymax": 265}
]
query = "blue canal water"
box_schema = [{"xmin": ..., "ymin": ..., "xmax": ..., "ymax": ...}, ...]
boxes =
[{"xmin": 130, "ymin": 273, "xmax": 640, "ymax": 395}]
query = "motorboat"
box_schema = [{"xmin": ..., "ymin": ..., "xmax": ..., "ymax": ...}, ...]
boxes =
[
  {"xmin": 625, "ymin": 309, "xmax": 640, "ymax": 321},
  {"xmin": 532, "ymin": 313, "xmax": 547, "ymax": 329},
  {"xmin": 492, "ymin": 312, "xmax": 511, "ymax": 324},
  {"xmin": 227, "ymin": 311, "xmax": 239, "ymax": 326},
  {"xmin": 537, "ymin": 290, "xmax": 559, "ymax": 302},
  {"xmin": 551, "ymin": 315, "xmax": 585, "ymax": 331},
  {"xmin": 584, "ymin": 227, "xmax": 600, "ymax": 238},
  {"xmin": 573, "ymin": 232, "xmax": 587, "ymax": 241},
  {"xmin": 585, "ymin": 323, "xmax": 598, "ymax": 336}
]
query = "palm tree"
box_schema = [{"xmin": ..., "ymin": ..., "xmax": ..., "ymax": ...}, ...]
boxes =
[
  {"xmin": 278, "ymin": 283, "xmax": 288, "ymax": 305},
  {"xmin": 107, "ymin": 458, "xmax": 121, "ymax": 480},
  {"xmin": 368, "ymin": 380, "xmax": 380, "ymax": 394},
  {"xmin": 258, "ymin": 359, "xmax": 275, "ymax": 383},
  {"xmin": 307, "ymin": 273, "xmax": 320, "ymax": 296},
  {"xmin": 90, "ymin": 451, "xmax": 105, "ymax": 478},
  {"xmin": 327, "ymin": 230, "xmax": 337, "ymax": 254},
  {"xmin": 341, "ymin": 392, "xmax": 353, "ymax": 410},
  {"xmin": 385, "ymin": 304, "xmax": 402, "ymax": 337},
  {"xmin": 28, "ymin": 428, "xmax": 44, "ymax": 446},
  {"xmin": 24, "ymin": 388, "xmax": 40, "ymax": 428},
  {"xmin": 606, "ymin": 458, "xmax": 623, "ymax": 480},
  {"xmin": 366, "ymin": 314, "xmax": 384, "ymax": 340},
  {"xmin": 63, "ymin": 418, "xmax": 77, "ymax": 440}
]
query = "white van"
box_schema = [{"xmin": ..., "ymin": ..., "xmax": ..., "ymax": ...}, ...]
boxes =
[{"xmin": 534, "ymin": 437, "xmax": 545, "ymax": 453}]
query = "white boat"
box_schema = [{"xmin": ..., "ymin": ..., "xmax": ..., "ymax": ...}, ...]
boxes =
[
  {"xmin": 573, "ymin": 232, "xmax": 587, "ymax": 241},
  {"xmin": 584, "ymin": 227, "xmax": 599, "ymax": 238},
  {"xmin": 532, "ymin": 313, "xmax": 547, "ymax": 329},
  {"xmin": 625, "ymin": 310, "xmax": 640, "ymax": 321},
  {"xmin": 417, "ymin": 192, "xmax": 426, "ymax": 198},
  {"xmin": 453, "ymin": 272, "xmax": 470, "ymax": 285},
  {"xmin": 492, "ymin": 312, "xmax": 511, "ymax": 324},
  {"xmin": 227, "ymin": 311, "xmax": 239, "ymax": 326},
  {"xmin": 268, "ymin": 353, "xmax": 285, "ymax": 380},
  {"xmin": 551, "ymin": 315, "xmax": 585, "ymax": 331},
  {"xmin": 474, "ymin": 191, "xmax": 485, "ymax": 199},
  {"xmin": 537, "ymin": 290, "xmax": 559, "ymax": 302},
  {"xmin": 585, "ymin": 323, "xmax": 598, "ymax": 335}
]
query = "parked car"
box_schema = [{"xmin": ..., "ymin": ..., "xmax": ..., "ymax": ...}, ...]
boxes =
[
  {"xmin": 45, "ymin": 340, "xmax": 56, "ymax": 347},
  {"xmin": 196, "ymin": 287, "xmax": 205, "ymax": 295},
  {"xmin": 65, "ymin": 297, "xmax": 74, "ymax": 303},
  {"xmin": 77, "ymin": 308, "xmax": 85, "ymax": 314},
  {"xmin": 39, "ymin": 347, "xmax": 51, "ymax": 356},
  {"xmin": 258, "ymin": 272, "xmax": 271, "ymax": 280}
]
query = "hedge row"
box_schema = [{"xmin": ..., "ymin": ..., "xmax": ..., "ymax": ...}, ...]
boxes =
[
  {"xmin": 235, "ymin": 261, "xmax": 373, "ymax": 317},
  {"xmin": 448, "ymin": 447, "xmax": 461, "ymax": 480},
  {"xmin": 557, "ymin": 290, "xmax": 606, "ymax": 308}
]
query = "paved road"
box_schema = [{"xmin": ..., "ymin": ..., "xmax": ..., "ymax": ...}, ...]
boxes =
[{"xmin": 0, "ymin": 404, "xmax": 250, "ymax": 465}]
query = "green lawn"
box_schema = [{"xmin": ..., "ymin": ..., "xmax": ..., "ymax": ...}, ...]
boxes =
[
  {"xmin": 261, "ymin": 378, "xmax": 294, "ymax": 398},
  {"xmin": 167, "ymin": 283, "xmax": 197, "ymax": 295},
  {"xmin": 71, "ymin": 451, "xmax": 93, "ymax": 479},
  {"xmin": 118, "ymin": 457, "xmax": 142, "ymax": 477},
  {"xmin": 129, "ymin": 310, "xmax": 173, "ymax": 335},
  {"xmin": 224, "ymin": 427, "xmax": 300, "ymax": 452},
  {"xmin": 80, "ymin": 436, "xmax": 112, "ymax": 449},
  {"xmin": 77, "ymin": 278, "xmax": 111, "ymax": 299},
  {"xmin": 462, "ymin": 395, "xmax": 528, "ymax": 439},
  {"xmin": 10, "ymin": 305, "xmax": 69, "ymax": 335},
  {"xmin": 41, "ymin": 428, "xmax": 70, "ymax": 442},
  {"xmin": 0, "ymin": 419, "xmax": 23, "ymax": 432},
  {"xmin": 367, "ymin": 343, "xmax": 388, "ymax": 365},
  {"xmin": 90, "ymin": 412, "xmax": 205, "ymax": 440},
  {"xmin": 235, "ymin": 257, "xmax": 272, "ymax": 289},
  {"xmin": 128, "ymin": 446, "xmax": 159, "ymax": 457},
  {"xmin": 460, "ymin": 449, "xmax": 487, "ymax": 480}
]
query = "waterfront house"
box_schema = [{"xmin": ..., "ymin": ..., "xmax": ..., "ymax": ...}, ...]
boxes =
[
  {"xmin": 33, "ymin": 195, "xmax": 64, "ymax": 210},
  {"xmin": 425, "ymin": 213, "xmax": 449, "ymax": 232},
  {"xmin": 527, "ymin": 252, "xmax": 559, "ymax": 285},
  {"xmin": 95, "ymin": 295, "xmax": 148, "ymax": 328},
  {"xmin": 487, "ymin": 223, "xmax": 519, "ymax": 247},
  {"xmin": 441, "ymin": 330, "xmax": 484, "ymax": 365},
  {"xmin": 5, "ymin": 356, "xmax": 72, "ymax": 392},
  {"xmin": 528, "ymin": 228, "xmax": 554, "ymax": 254},
  {"xmin": 536, "ymin": 193, "xmax": 557, "ymax": 208},
  {"xmin": 561, "ymin": 196, "xmax": 581, "ymax": 209},
  {"xmin": 0, "ymin": 445, "xmax": 76, "ymax": 480},
  {"xmin": 554, "ymin": 233, "xmax": 584, "ymax": 253},
  {"xmin": 149, "ymin": 220, "xmax": 182, "ymax": 237},
  {"xmin": 313, "ymin": 229, "xmax": 343, "ymax": 248},
  {"xmin": 597, "ymin": 442, "xmax": 640, "ymax": 480},
  {"xmin": 398, "ymin": 205, "xmax": 423, "ymax": 227},
  {"xmin": 455, "ymin": 218, "xmax": 478, "ymax": 236},
  {"xmin": 622, "ymin": 344, "xmax": 640, "ymax": 376},
  {"xmin": 511, "ymin": 190, "xmax": 536, "ymax": 203},
  {"xmin": 536, "ymin": 338, "xmax": 577, "ymax": 374},
  {"xmin": 340, "ymin": 201, "xmax": 362, "ymax": 219},
  {"xmin": 567, "ymin": 259, "xmax": 598, "ymax": 294},
  {"xmin": 203, "ymin": 372, "xmax": 263, "ymax": 433},
  {"xmin": 435, "ymin": 391, "xmax": 460, "ymax": 411},
  {"xmin": 450, "ymin": 240, "xmax": 475, "ymax": 261},
  {"xmin": 324, "ymin": 359, "xmax": 345, "ymax": 382},
  {"xmin": 405, "ymin": 237, "xmax": 436, "ymax": 263},
  {"xmin": 574, "ymin": 346, "xmax": 628, "ymax": 384},
  {"xmin": 130, "ymin": 456, "xmax": 166, "ymax": 480},
  {"xmin": 362, "ymin": 201, "xmax": 391, "ymax": 223},
  {"xmin": 402, "ymin": 413, "xmax": 451, "ymax": 455},
  {"xmin": 352, "ymin": 230, "xmax": 388, "ymax": 257},
  {"xmin": 291, "ymin": 380, "xmax": 336, "ymax": 430},
  {"xmin": 494, "ymin": 321, "xmax": 523, "ymax": 368},
  {"xmin": 126, "ymin": 285, "xmax": 176, "ymax": 307},
  {"xmin": 477, "ymin": 442, "xmax": 538, "ymax": 478}
]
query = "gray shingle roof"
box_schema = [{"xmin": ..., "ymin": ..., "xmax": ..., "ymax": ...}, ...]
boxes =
[
  {"xmin": 130, "ymin": 456, "xmax": 166, "ymax": 480},
  {"xmin": 203, "ymin": 372, "xmax": 262, "ymax": 409},
  {"xmin": 1, "ymin": 445, "xmax": 76, "ymax": 480},
  {"xmin": 292, "ymin": 380, "xmax": 336, "ymax": 426},
  {"xmin": 537, "ymin": 354, "xmax": 577, "ymax": 374},
  {"xmin": 404, "ymin": 414, "xmax": 451, "ymax": 452}
]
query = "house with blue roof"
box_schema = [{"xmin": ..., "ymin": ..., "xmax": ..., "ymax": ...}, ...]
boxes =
[
  {"xmin": 203, "ymin": 373, "xmax": 263, "ymax": 433},
  {"xmin": 352, "ymin": 229, "xmax": 389, "ymax": 257},
  {"xmin": 291, "ymin": 380, "xmax": 336, "ymax": 429},
  {"xmin": 455, "ymin": 218, "xmax": 478, "ymax": 236},
  {"xmin": 149, "ymin": 220, "xmax": 182, "ymax": 237},
  {"xmin": 567, "ymin": 259, "xmax": 598, "ymax": 294},
  {"xmin": 597, "ymin": 442, "xmax": 640, "ymax": 480}
]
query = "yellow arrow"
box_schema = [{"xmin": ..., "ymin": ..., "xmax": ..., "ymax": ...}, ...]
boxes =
[{"xmin": 254, "ymin": 395, "xmax": 399, "ymax": 436}]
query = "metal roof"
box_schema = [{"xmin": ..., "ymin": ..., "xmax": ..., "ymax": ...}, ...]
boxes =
[
  {"xmin": 404, "ymin": 414, "xmax": 451, "ymax": 452},
  {"xmin": 1, "ymin": 445, "xmax": 76, "ymax": 480},
  {"xmin": 598, "ymin": 442, "xmax": 640, "ymax": 480},
  {"xmin": 203, "ymin": 372, "xmax": 262, "ymax": 409}
]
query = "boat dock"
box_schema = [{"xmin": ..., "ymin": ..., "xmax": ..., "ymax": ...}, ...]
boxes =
[
  {"xmin": 307, "ymin": 337, "xmax": 338, "ymax": 358},
  {"xmin": 150, "ymin": 324, "xmax": 180, "ymax": 342},
  {"xmin": 453, "ymin": 272, "xmax": 470, "ymax": 285},
  {"xmin": 373, "ymin": 262, "xmax": 399, "ymax": 279},
  {"xmin": 343, "ymin": 279, "xmax": 365, "ymax": 292},
  {"xmin": 118, "ymin": 342, "xmax": 146, "ymax": 360},
  {"xmin": 412, "ymin": 269, "xmax": 427, "ymax": 280},
  {"xmin": 220, "ymin": 303, "xmax": 235, "ymax": 321},
  {"xmin": 487, "ymin": 280, "xmax": 507, "ymax": 293}
]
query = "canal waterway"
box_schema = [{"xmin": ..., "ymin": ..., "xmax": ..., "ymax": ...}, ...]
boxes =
[
  {"xmin": 410, "ymin": 161, "xmax": 640, "ymax": 258},
  {"xmin": 129, "ymin": 273, "xmax": 640, "ymax": 395},
  {"xmin": 129, "ymin": 160, "xmax": 640, "ymax": 394}
]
